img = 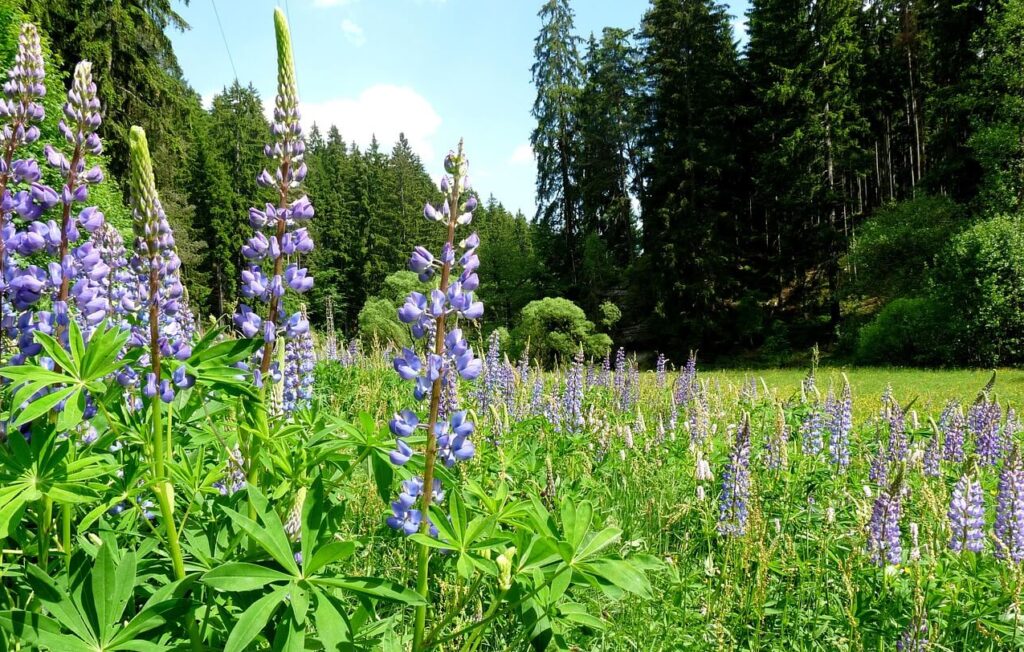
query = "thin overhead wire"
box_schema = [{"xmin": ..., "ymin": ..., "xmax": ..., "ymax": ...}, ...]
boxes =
[{"xmin": 210, "ymin": 0, "xmax": 238, "ymax": 83}]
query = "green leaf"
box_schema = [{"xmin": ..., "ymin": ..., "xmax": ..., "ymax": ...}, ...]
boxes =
[
  {"xmin": 580, "ymin": 558, "xmax": 652, "ymax": 598},
  {"xmin": 35, "ymin": 331, "xmax": 78, "ymax": 376},
  {"xmin": 305, "ymin": 541, "xmax": 356, "ymax": 577},
  {"xmin": 311, "ymin": 577, "xmax": 425, "ymax": 604},
  {"xmin": 562, "ymin": 500, "xmax": 592, "ymax": 550},
  {"xmin": 312, "ymin": 591, "xmax": 353, "ymax": 649},
  {"xmin": 221, "ymin": 497, "xmax": 299, "ymax": 575},
  {"xmin": 575, "ymin": 526, "xmax": 621, "ymax": 562},
  {"xmin": 0, "ymin": 610, "xmax": 95, "ymax": 652},
  {"xmin": 24, "ymin": 563, "xmax": 95, "ymax": 643},
  {"xmin": 224, "ymin": 584, "xmax": 289, "ymax": 652},
  {"xmin": 202, "ymin": 563, "xmax": 295, "ymax": 592},
  {"xmin": 0, "ymin": 497, "xmax": 27, "ymax": 540},
  {"xmin": 370, "ymin": 453, "xmax": 394, "ymax": 505},
  {"xmin": 92, "ymin": 542, "xmax": 135, "ymax": 642},
  {"xmin": 12, "ymin": 386, "xmax": 76, "ymax": 427}
]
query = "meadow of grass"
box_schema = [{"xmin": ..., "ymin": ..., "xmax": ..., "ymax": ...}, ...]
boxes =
[
  {"xmin": 706, "ymin": 367, "xmax": 1024, "ymax": 419},
  {"xmin": 318, "ymin": 350, "xmax": 1024, "ymax": 650}
]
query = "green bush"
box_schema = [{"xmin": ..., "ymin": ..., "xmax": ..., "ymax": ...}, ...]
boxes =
[
  {"xmin": 856, "ymin": 297, "xmax": 949, "ymax": 365},
  {"xmin": 846, "ymin": 195, "xmax": 962, "ymax": 301},
  {"xmin": 357, "ymin": 297, "xmax": 411, "ymax": 348},
  {"xmin": 356, "ymin": 271, "xmax": 427, "ymax": 348},
  {"xmin": 932, "ymin": 214, "xmax": 1024, "ymax": 365},
  {"xmin": 513, "ymin": 297, "xmax": 611, "ymax": 365}
]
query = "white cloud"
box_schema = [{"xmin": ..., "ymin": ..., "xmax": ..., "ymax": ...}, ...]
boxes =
[
  {"xmin": 340, "ymin": 19, "xmax": 366, "ymax": 46},
  {"xmin": 201, "ymin": 90, "xmax": 216, "ymax": 110},
  {"xmin": 509, "ymin": 143, "xmax": 534, "ymax": 165},
  {"xmin": 301, "ymin": 85, "xmax": 442, "ymax": 161}
]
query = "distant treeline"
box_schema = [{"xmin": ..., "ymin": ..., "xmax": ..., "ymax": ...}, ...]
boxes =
[{"xmin": 16, "ymin": 0, "xmax": 1024, "ymax": 365}]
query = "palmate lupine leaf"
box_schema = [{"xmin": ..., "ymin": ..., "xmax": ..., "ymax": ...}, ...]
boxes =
[
  {"xmin": 0, "ymin": 319, "xmax": 136, "ymax": 430},
  {"xmin": 0, "ymin": 542, "xmax": 183, "ymax": 651},
  {"xmin": 203, "ymin": 481, "xmax": 422, "ymax": 651},
  {"xmin": 0, "ymin": 429, "xmax": 110, "ymax": 539}
]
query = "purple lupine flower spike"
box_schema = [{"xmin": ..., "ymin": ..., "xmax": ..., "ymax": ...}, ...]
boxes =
[
  {"xmin": 867, "ymin": 479, "xmax": 904, "ymax": 566},
  {"xmin": 995, "ymin": 447, "xmax": 1024, "ymax": 562},
  {"xmin": 828, "ymin": 379, "xmax": 852, "ymax": 470},
  {"xmin": 948, "ymin": 471, "xmax": 985, "ymax": 553},
  {"xmin": 235, "ymin": 9, "xmax": 314, "ymax": 408},
  {"xmin": 386, "ymin": 142, "xmax": 481, "ymax": 538},
  {"xmin": 940, "ymin": 402, "xmax": 965, "ymax": 463},
  {"xmin": 718, "ymin": 417, "xmax": 752, "ymax": 537}
]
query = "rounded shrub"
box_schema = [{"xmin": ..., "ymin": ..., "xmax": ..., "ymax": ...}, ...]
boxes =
[
  {"xmin": 513, "ymin": 297, "xmax": 612, "ymax": 365},
  {"xmin": 856, "ymin": 297, "xmax": 948, "ymax": 365}
]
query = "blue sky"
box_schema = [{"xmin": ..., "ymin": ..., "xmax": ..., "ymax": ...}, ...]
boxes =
[{"xmin": 168, "ymin": 0, "xmax": 749, "ymax": 218}]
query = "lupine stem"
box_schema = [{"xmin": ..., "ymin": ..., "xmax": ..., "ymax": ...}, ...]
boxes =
[
  {"xmin": 412, "ymin": 140, "xmax": 464, "ymax": 651},
  {"xmin": 37, "ymin": 495, "xmax": 52, "ymax": 567},
  {"xmin": 145, "ymin": 203, "xmax": 185, "ymax": 581}
]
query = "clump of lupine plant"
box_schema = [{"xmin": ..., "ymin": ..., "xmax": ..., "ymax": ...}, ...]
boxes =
[
  {"xmin": 390, "ymin": 140, "xmax": 482, "ymax": 648},
  {"xmin": 234, "ymin": 7, "xmax": 314, "ymax": 399},
  {"xmin": 126, "ymin": 125, "xmax": 190, "ymax": 580}
]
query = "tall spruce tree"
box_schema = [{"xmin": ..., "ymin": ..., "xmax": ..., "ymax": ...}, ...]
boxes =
[
  {"xmin": 531, "ymin": 0, "xmax": 583, "ymax": 291},
  {"xmin": 637, "ymin": 0, "xmax": 743, "ymax": 351},
  {"xmin": 578, "ymin": 28, "xmax": 640, "ymax": 269}
]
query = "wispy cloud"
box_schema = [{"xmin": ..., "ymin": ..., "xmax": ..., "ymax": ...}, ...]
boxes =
[
  {"xmin": 301, "ymin": 84, "xmax": 442, "ymax": 161},
  {"xmin": 509, "ymin": 143, "xmax": 534, "ymax": 165},
  {"xmin": 340, "ymin": 19, "xmax": 366, "ymax": 47}
]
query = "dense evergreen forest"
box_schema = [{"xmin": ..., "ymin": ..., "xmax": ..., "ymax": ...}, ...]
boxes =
[{"xmin": 14, "ymin": 0, "xmax": 1024, "ymax": 366}]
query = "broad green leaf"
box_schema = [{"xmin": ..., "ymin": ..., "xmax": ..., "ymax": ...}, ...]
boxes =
[
  {"xmin": 370, "ymin": 453, "xmax": 394, "ymax": 506},
  {"xmin": 202, "ymin": 563, "xmax": 294, "ymax": 592},
  {"xmin": 580, "ymin": 558, "xmax": 652, "ymax": 598},
  {"xmin": 91, "ymin": 542, "xmax": 118, "ymax": 641},
  {"xmin": 221, "ymin": 500, "xmax": 299, "ymax": 576},
  {"xmin": 0, "ymin": 610, "xmax": 95, "ymax": 652},
  {"xmin": 562, "ymin": 500, "xmax": 592, "ymax": 550},
  {"xmin": 312, "ymin": 591, "xmax": 353, "ymax": 649},
  {"xmin": 12, "ymin": 386, "xmax": 76, "ymax": 427},
  {"xmin": 575, "ymin": 526, "xmax": 621, "ymax": 562},
  {"xmin": 25, "ymin": 564, "xmax": 95, "ymax": 643},
  {"xmin": 34, "ymin": 331, "xmax": 78, "ymax": 375},
  {"xmin": 0, "ymin": 497, "xmax": 27, "ymax": 540},
  {"xmin": 311, "ymin": 577, "xmax": 425, "ymax": 605},
  {"xmin": 305, "ymin": 541, "xmax": 356, "ymax": 577},
  {"xmin": 224, "ymin": 584, "xmax": 289, "ymax": 652}
]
